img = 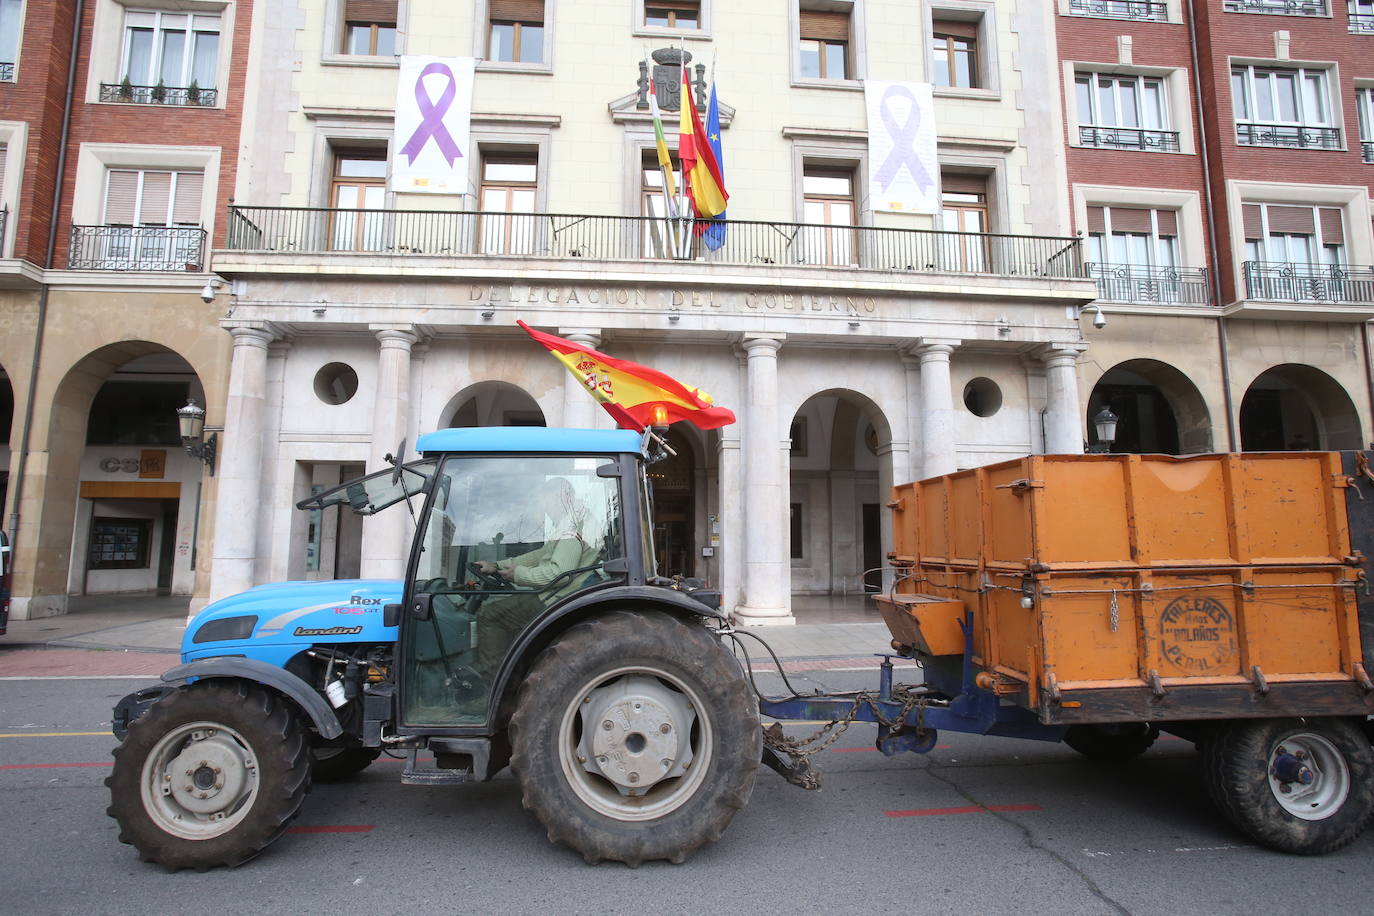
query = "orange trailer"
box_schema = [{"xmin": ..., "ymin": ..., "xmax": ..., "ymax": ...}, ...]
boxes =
[{"xmin": 869, "ymin": 451, "xmax": 1374, "ymax": 854}]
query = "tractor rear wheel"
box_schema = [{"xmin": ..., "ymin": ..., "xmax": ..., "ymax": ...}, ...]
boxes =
[
  {"xmin": 106, "ymin": 681, "xmax": 311, "ymax": 869},
  {"xmin": 509, "ymin": 610, "xmax": 760, "ymax": 866}
]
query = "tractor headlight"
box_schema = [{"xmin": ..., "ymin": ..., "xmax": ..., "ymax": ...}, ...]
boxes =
[{"xmin": 191, "ymin": 615, "xmax": 258, "ymax": 644}]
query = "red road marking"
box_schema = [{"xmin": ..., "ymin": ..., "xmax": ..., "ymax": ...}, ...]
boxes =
[
  {"xmin": 287, "ymin": 825, "xmax": 375, "ymax": 834},
  {"xmin": 885, "ymin": 804, "xmax": 1041, "ymax": 817},
  {"xmin": 0, "ymin": 761, "xmax": 109, "ymax": 770}
]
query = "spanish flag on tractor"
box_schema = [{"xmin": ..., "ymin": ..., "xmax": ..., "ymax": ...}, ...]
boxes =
[
  {"xmin": 679, "ymin": 64, "xmax": 728, "ymax": 221},
  {"xmin": 517, "ymin": 321, "xmax": 736, "ymax": 431}
]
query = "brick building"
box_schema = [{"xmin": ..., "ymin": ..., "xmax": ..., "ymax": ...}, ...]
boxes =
[
  {"xmin": 1058, "ymin": 0, "xmax": 1374, "ymax": 456},
  {"xmin": 0, "ymin": 0, "xmax": 251, "ymax": 617}
]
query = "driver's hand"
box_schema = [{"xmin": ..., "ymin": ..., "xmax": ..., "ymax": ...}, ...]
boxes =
[{"xmin": 475, "ymin": 560, "xmax": 497, "ymax": 574}]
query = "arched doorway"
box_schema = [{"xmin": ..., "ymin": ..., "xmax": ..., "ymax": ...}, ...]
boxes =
[
  {"xmin": 1086, "ymin": 359, "xmax": 1212, "ymax": 454},
  {"xmin": 788, "ymin": 390, "xmax": 891, "ymax": 599},
  {"xmin": 74, "ymin": 350, "xmax": 205, "ymax": 597},
  {"xmin": 442, "ymin": 380, "xmax": 546, "ymax": 427},
  {"xmin": 1240, "ymin": 364, "xmax": 1363, "ymax": 450}
]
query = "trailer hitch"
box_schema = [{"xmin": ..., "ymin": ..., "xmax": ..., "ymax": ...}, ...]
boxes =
[{"xmin": 761, "ymin": 735, "xmax": 822, "ymax": 790}]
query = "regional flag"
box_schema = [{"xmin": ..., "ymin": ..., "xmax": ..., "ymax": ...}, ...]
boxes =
[
  {"xmin": 517, "ymin": 321, "xmax": 736, "ymax": 431},
  {"xmin": 701, "ymin": 82, "xmax": 727, "ymax": 251},
  {"xmin": 679, "ymin": 65, "xmax": 728, "ymax": 219}
]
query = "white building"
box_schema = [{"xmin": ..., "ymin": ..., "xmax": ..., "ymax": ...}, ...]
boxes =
[{"xmin": 209, "ymin": 0, "xmax": 1096, "ymax": 623}]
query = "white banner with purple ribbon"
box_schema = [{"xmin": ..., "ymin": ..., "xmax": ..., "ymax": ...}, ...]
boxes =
[
  {"xmin": 865, "ymin": 81, "xmax": 938, "ymax": 214},
  {"xmin": 391, "ymin": 55, "xmax": 475, "ymax": 194}
]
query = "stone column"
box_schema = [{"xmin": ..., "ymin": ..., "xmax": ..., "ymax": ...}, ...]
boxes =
[
  {"xmin": 913, "ymin": 339, "xmax": 960, "ymax": 479},
  {"xmin": 900, "ymin": 353, "xmax": 923, "ymax": 483},
  {"xmin": 262, "ymin": 339, "xmax": 293, "ymax": 584},
  {"xmin": 734, "ymin": 335, "xmax": 793, "ymax": 625},
  {"xmin": 209, "ymin": 324, "xmax": 276, "ymax": 601},
  {"xmin": 559, "ymin": 328, "xmax": 602, "ymax": 428},
  {"xmin": 1040, "ymin": 343, "xmax": 1087, "ymax": 455},
  {"xmin": 362, "ymin": 325, "xmax": 418, "ymax": 578}
]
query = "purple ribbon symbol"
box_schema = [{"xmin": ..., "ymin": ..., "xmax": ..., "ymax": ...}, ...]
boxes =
[
  {"xmin": 873, "ymin": 84, "xmax": 933, "ymax": 194},
  {"xmin": 400, "ymin": 62, "xmax": 463, "ymax": 166}
]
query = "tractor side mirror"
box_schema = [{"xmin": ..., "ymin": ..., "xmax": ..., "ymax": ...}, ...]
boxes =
[{"xmin": 410, "ymin": 593, "xmax": 432, "ymax": 621}]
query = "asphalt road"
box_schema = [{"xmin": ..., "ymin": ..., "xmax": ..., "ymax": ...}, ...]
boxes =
[{"xmin": 3, "ymin": 670, "xmax": 1373, "ymax": 915}]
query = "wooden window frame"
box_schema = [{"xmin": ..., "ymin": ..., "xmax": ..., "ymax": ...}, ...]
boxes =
[
  {"xmin": 644, "ymin": 0, "xmax": 701, "ymax": 29},
  {"xmin": 931, "ymin": 27, "xmax": 977, "ymax": 89}
]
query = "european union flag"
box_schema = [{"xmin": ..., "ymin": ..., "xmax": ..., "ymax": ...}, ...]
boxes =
[{"xmin": 702, "ymin": 84, "xmax": 727, "ymax": 251}]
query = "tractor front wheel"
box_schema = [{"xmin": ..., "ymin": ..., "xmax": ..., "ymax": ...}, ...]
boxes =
[
  {"xmin": 106, "ymin": 681, "xmax": 311, "ymax": 869},
  {"xmin": 509, "ymin": 610, "xmax": 760, "ymax": 866}
]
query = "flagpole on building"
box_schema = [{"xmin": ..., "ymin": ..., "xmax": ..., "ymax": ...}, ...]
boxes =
[
  {"xmin": 677, "ymin": 44, "xmax": 693, "ymax": 260},
  {"xmin": 644, "ymin": 50, "xmax": 681, "ymax": 259}
]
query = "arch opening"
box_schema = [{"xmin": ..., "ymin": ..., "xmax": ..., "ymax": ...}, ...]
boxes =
[
  {"xmin": 1240, "ymin": 364, "xmax": 1363, "ymax": 451},
  {"xmin": 441, "ymin": 380, "xmax": 546, "ymax": 428},
  {"xmin": 1086, "ymin": 359, "xmax": 1212, "ymax": 454}
]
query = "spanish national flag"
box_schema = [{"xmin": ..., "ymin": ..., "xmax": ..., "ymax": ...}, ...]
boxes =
[
  {"xmin": 679, "ymin": 64, "xmax": 728, "ymax": 220},
  {"xmin": 518, "ymin": 321, "xmax": 736, "ymax": 431}
]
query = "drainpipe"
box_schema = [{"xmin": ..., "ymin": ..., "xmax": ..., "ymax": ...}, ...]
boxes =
[
  {"xmin": 6, "ymin": 0, "xmax": 84, "ymax": 558},
  {"xmin": 1184, "ymin": 0, "xmax": 1238, "ymax": 452}
]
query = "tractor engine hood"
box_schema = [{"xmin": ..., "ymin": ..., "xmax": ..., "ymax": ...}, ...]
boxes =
[{"xmin": 181, "ymin": 579, "xmax": 403, "ymax": 661}]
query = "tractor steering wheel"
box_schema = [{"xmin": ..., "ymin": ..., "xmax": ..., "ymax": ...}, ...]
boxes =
[{"xmin": 468, "ymin": 562, "xmax": 513, "ymax": 591}]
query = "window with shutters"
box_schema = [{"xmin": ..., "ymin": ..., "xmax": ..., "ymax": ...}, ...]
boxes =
[
  {"xmin": 117, "ymin": 9, "xmax": 220, "ymax": 100},
  {"xmin": 329, "ymin": 150, "xmax": 387, "ymax": 252},
  {"xmin": 1240, "ymin": 202, "xmax": 1351, "ymax": 301},
  {"xmin": 641, "ymin": 0, "xmax": 701, "ymax": 31},
  {"xmin": 801, "ymin": 165, "xmax": 857, "ymax": 266},
  {"xmin": 342, "ymin": 0, "xmax": 397, "ymax": 55},
  {"xmin": 1357, "ymin": 87, "xmax": 1374, "ymax": 162},
  {"xmin": 1231, "ymin": 66, "xmax": 1339, "ymax": 149},
  {"xmin": 478, "ymin": 152, "xmax": 539, "ymax": 254},
  {"xmin": 937, "ymin": 172, "xmax": 990, "ymax": 272},
  {"xmin": 1082, "ymin": 204, "xmax": 1205, "ymax": 304},
  {"xmin": 799, "ymin": 7, "xmax": 850, "ymax": 80},
  {"xmin": 930, "ymin": 19, "xmax": 977, "ymax": 89},
  {"xmin": 98, "ymin": 169, "xmax": 205, "ymax": 269},
  {"xmin": 488, "ymin": 0, "xmax": 545, "ymax": 64},
  {"xmin": 0, "ymin": 0, "xmax": 21, "ymax": 81}
]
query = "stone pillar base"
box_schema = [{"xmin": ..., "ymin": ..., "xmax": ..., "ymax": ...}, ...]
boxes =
[
  {"xmin": 731, "ymin": 605, "xmax": 796, "ymax": 626},
  {"xmin": 10, "ymin": 594, "xmax": 69, "ymax": 620}
]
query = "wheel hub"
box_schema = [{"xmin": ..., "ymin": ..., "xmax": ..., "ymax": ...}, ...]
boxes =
[
  {"xmin": 1266, "ymin": 732, "xmax": 1349, "ymax": 820},
  {"xmin": 577, "ymin": 675, "xmax": 696, "ymax": 797},
  {"xmin": 142, "ymin": 723, "xmax": 260, "ymax": 838}
]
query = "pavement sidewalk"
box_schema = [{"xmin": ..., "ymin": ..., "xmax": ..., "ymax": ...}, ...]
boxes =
[{"xmin": 1, "ymin": 592, "xmax": 896, "ymax": 676}]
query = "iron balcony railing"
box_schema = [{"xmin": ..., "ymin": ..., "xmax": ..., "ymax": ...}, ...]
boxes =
[
  {"xmin": 1236, "ymin": 123, "xmax": 1341, "ymax": 149},
  {"xmin": 1223, "ymin": 0, "xmax": 1326, "ymax": 14},
  {"xmin": 1242, "ymin": 261, "xmax": 1374, "ymax": 303},
  {"xmin": 0, "ymin": 62, "xmax": 13, "ymax": 81},
  {"xmin": 68, "ymin": 225, "xmax": 208, "ymax": 271},
  {"xmin": 1353, "ymin": 11, "xmax": 1374, "ymax": 32},
  {"xmin": 225, "ymin": 206, "xmax": 1086, "ymax": 279},
  {"xmin": 1067, "ymin": 0, "xmax": 1169, "ymax": 20},
  {"xmin": 98, "ymin": 82, "xmax": 218, "ymax": 107},
  {"xmin": 1363, "ymin": 140, "xmax": 1374, "ymax": 163},
  {"xmin": 1078, "ymin": 126, "xmax": 1181, "ymax": 152},
  {"xmin": 1085, "ymin": 263, "xmax": 1211, "ymax": 305}
]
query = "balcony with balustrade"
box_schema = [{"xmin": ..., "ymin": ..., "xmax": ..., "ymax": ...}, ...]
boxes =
[
  {"xmin": 1085, "ymin": 263, "xmax": 1210, "ymax": 306},
  {"xmin": 1067, "ymin": 0, "xmax": 1169, "ymax": 21},
  {"xmin": 98, "ymin": 82, "xmax": 218, "ymax": 107},
  {"xmin": 68, "ymin": 225, "xmax": 207, "ymax": 271},
  {"xmin": 1078, "ymin": 126, "xmax": 1181, "ymax": 152},
  {"xmin": 219, "ymin": 205, "xmax": 1087, "ymax": 282},
  {"xmin": 1235, "ymin": 123, "xmax": 1341, "ymax": 149},
  {"xmin": 1223, "ymin": 0, "xmax": 1326, "ymax": 15},
  {"xmin": 1237, "ymin": 261, "xmax": 1374, "ymax": 318}
]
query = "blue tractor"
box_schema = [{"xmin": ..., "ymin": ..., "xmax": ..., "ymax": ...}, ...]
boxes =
[{"xmin": 107, "ymin": 427, "xmax": 762, "ymax": 868}]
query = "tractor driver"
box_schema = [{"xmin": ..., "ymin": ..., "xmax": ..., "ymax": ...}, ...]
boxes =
[{"xmin": 472, "ymin": 476, "xmax": 601, "ymax": 675}]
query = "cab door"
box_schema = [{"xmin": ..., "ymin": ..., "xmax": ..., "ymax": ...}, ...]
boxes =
[{"xmin": 398, "ymin": 453, "xmax": 630, "ymax": 728}]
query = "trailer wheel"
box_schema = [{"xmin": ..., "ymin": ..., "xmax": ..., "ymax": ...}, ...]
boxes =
[
  {"xmin": 1202, "ymin": 717, "xmax": 1374, "ymax": 855},
  {"xmin": 309, "ymin": 745, "xmax": 381, "ymax": 783},
  {"xmin": 509, "ymin": 610, "xmax": 761, "ymax": 866},
  {"xmin": 1064, "ymin": 723, "xmax": 1159, "ymax": 763},
  {"xmin": 106, "ymin": 681, "xmax": 311, "ymax": 869}
]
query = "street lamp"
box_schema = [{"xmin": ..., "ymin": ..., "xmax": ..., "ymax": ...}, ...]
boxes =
[
  {"xmin": 1089, "ymin": 405, "xmax": 1119, "ymax": 454},
  {"xmin": 177, "ymin": 398, "xmax": 217, "ymax": 476}
]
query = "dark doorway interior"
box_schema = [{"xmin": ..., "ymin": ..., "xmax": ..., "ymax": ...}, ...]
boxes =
[
  {"xmin": 861, "ymin": 503, "xmax": 880, "ymax": 591},
  {"xmin": 649, "ymin": 427, "xmax": 694, "ymax": 578},
  {"xmin": 1089, "ymin": 382, "xmax": 1179, "ymax": 454}
]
